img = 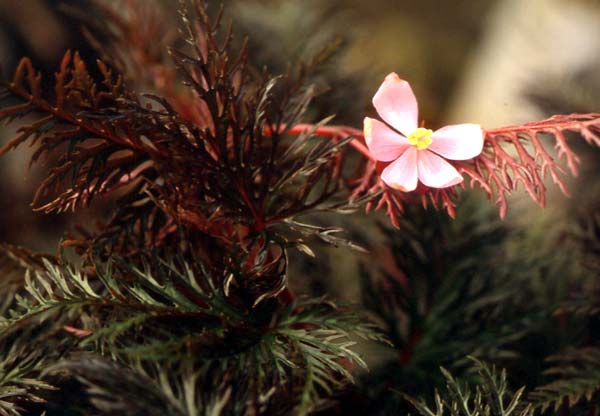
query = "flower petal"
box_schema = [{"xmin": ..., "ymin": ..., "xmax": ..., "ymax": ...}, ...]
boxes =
[
  {"xmin": 364, "ymin": 117, "xmax": 410, "ymax": 162},
  {"xmin": 428, "ymin": 123, "xmax": 484, "ymax": 160},
  {"xmin": 372, "ymin": 73, "xmax": 418, "ymax": 136},
  {"xmin": 417, "ymin": 150, "xmax": 463, "ymax": 188},
  {"xmin": 381, "ymin": 147, "xmax": 418, "ymax": 192}
]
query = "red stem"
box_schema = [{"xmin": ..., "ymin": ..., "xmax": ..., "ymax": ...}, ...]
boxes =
[
  {"xmin": 268, "ymin": 123, "xmax": 375, "ymax": 161},
  {"xmin": 237, "ymin": 177, "xmax": 265, "ymax": 231}
]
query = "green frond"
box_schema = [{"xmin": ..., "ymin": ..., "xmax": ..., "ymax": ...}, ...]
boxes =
[
  {"xmin": 1, "ymin": 252, "xmax": 382, "ymax": 414},
  {"xmin": 403, "ymin": 357, "xmax": 533, "ymax": 416},
  {"xmin": 0, "ymin": 243, "xmax": 55, "ymax": 316},
  {"xmin": 277, "ymin": 298, "xmax": 387, "ymax": 414},
  {"xmin": 362, "ymin": 198, "xmax": 528, "ymax": 375},
  {"xmin": 560, "ymin": 211, "xmax": 600, "ymax": 317},
  {"xmin": 5, "ymin": 255, "xmax": 234, "ymax": 342},
  {"xmin": 527, "ymin": 346, "xmax": 600, "ymax": 414},
  {"xmin": 0, "ymin": 330, "xmax": 68, "ymax": 416},
  {"xmin": 49, "ymin": 355, "xmax": 236, "ymax": 416}
]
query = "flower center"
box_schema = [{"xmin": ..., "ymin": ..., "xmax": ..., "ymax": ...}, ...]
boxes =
[{"xmin": 407, "ymin": 127, "xmax": 432, "ymax": 150}]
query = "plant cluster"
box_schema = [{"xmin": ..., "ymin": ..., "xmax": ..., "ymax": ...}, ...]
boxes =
[{"xmin": 0, "ymin": 1, "xmax": 600, "ymax": 415}]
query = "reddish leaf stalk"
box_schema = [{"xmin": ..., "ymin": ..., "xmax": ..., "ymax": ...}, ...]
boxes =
[{"xmin": 272, "ymin": 123, "xmax": 374, "ymax": 161}]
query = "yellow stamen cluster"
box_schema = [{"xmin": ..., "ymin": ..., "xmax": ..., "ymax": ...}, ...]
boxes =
[{"xmin": 407, "ymin": 127, "xmax": 433, "ymax": 150}]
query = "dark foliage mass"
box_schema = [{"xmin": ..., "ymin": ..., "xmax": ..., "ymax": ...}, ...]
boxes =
[{"xmin": 1, "ymin": 1, "xmax": 600, "ymax": 415}]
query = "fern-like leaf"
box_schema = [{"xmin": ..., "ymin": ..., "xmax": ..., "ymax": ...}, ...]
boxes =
[
  {"xmin": 463, "ymin": 114, "xmax": 600, "ymax": 218},
  {"xmin": 49, "ymin": 355, "xmax": 237, "ymax": 416},
  {"xmin": 527, "ymin": 346, "xmax": 600, "ymax": 414},
  {"xmin": 0, "ymin": 243, "xmax": 55, "ymax": 316},
  {"xmin": 403, "ymin": 357, "xmax": 533, "ymax": 416},
  {"xmin": 0, "ymin": 52, "xmax": 160, "ymax": 213},
  {"xmin": 2, "ymin": 252, "xmax": 384, "ymax": 414}
]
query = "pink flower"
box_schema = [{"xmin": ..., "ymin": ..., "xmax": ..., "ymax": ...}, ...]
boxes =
[{"xmin": 364, "ymin": 73, "xmax": 484, "ymax": 192}]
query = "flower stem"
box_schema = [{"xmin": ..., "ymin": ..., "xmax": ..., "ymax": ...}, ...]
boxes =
[{"xmin": 266, "ymin": 123, "xmax": 375, "ymax": 161}]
